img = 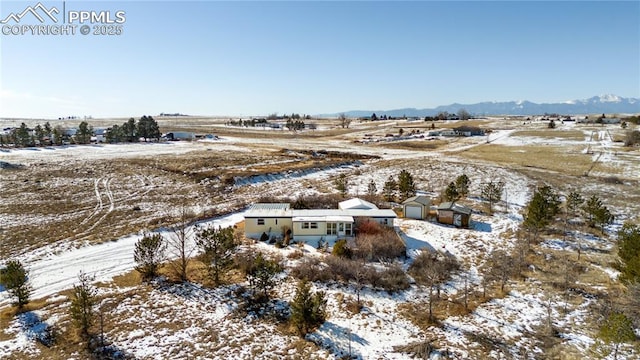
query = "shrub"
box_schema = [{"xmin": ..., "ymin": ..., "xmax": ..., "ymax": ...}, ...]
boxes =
[
  {"xmin": 291, "ymin": 257, "xmax": 330, "ymax": 282},
  {"xmin": 355, "ymin": 219, "xmax": 383, "ymax": 235},
  {"xmin": 332, "ymin": 239, "xmax": 353, "ymax": 259},
  {"xmin": 378, "ymin": 264, "xmax": 410, "ymax": 293},
  {"xmin": 260, "ymin": 232, "xmax": 269, "ymax": 242},
  {"xmin": 354, "ymin": 228, "xmax": 406, "ymax": 261}
]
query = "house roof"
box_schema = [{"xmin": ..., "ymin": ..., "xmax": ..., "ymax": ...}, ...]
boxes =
[
  {"xmin": 293, "ymin": 215, "xmax": 354, "ymax": 223},
  {"xmin": 402, "ymin": 195, "xmax": 431, "ymax": 206},
  {"xmin": 244, "ymin": 203, "xmax": 396, "ymax": 220},
  {"xmin": 292, "ymin": 209, "xmax": 397, "ymax": 219},
  {"xmin": 338, "ymin": 198, "xmax": 378, "ymax": 210},
  {"xmin": 244, "ymin": 203, "xmax": 291, "ymax": 218},
  {"xmin": 436, "ymin": 202, "xmax": 472, "ymax": 215}
]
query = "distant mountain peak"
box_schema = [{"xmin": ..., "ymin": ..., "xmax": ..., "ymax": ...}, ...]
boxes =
[{"xmin": 324, "ymin": 94, "xmax": 640, "ymax": 117}]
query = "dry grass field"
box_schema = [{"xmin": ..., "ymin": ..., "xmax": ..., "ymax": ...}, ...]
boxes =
[{"xmin": 1, "ymin": 116, "xmax": 639, "ymax": 359}]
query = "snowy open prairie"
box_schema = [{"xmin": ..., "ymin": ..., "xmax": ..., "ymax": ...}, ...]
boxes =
[{"xmin": 1, "ymin": 117, "xmax": 638, "ymax": 359}]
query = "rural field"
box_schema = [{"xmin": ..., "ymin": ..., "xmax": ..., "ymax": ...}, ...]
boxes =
[{"xmin": 1, "ymin": 116, "xmax": 639, "ymax": 359}]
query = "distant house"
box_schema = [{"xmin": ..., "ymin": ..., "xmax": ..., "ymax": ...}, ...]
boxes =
[
  {"xmin": 402, "ymin": 195, "xmax": 431, "ymax": 220},
  {"xmin": 164, "ymin": 132, "xmax": 195, "ymax": 141},
  {"xmin": 243, "ymin": 199, "xmax": 396, "ymax": 244},
  {"xmin": 436, "ymin": 202, "xmax": 472, "ymax": 228},
  {"xmin": 454, "ymin": 126, "xmax": 485, "ymax": 137},
  {"xmin": 602, "ymin": 118, "xmax": 621, "ymax": 124}
]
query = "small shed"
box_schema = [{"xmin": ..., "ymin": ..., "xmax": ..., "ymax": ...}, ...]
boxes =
[
  {"xmin": 436, "ymin": 202, "xmax": 472, "ymax": 228},
  {"xmin": 402, "ymin": 195, "xmax": 431, "ymax": 220}
]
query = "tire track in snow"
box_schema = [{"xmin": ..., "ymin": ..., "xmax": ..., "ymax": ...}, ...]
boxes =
[{"xmin": 80, "ymin": 177, "xmax": 104, "ymax": 225}]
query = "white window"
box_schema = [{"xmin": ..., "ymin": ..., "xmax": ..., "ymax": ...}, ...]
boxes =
[
  {"xmin": 302, "ymin": 222, "xmax": 318, "ymax": 229},
  {"xmin": 257, "ymin": 219, "xmax": 265, "ymax": 225},
  {"xmin": 327, "ymin": 223, "xmax": 337, "ymax": 235}
]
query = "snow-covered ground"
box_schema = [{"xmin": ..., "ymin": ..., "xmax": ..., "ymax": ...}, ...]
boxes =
[{"xmin": 1, "ymin": 120, "xmax": 638, "ymax": 359}]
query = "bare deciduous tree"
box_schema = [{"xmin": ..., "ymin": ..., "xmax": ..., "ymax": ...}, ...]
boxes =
[
  {"xmin": 339, "ymin": 113, "xmax": 352, "ymax": 129},
  {"xmin": 167, "ymin": 206, "xmax": 197, "ymax": 282}
]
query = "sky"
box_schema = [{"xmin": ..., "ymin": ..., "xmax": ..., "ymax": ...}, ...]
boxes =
[{"xmin": 0, "ymin": 1, "xmax": 639, "ymax": 118}]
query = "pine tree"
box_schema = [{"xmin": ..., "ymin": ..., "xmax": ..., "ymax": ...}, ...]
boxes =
[
  {"xmin": 34, "ymin": 124, "xmax": 45, "ymax": 145},
  {"xmin": 134, "ymin": 232, "xmax": 167, "ymax": 281},
  {"xmin": 383, "ymin": 175, "xmax": 397, "ymax": 202},
  {"xmin": 366, "ymin": 179, "xmax": 377, "ymax": 197},
  {"xmin": 76, "ymin": 121, "xmax": 93, "ymax": 144},
  {"xmin": 444, "ymin": 182, "xmax": 460, "ymax": 202},
  {"xmin": 523, "ymin": 186, "xmax": 560, "ymax": 242},
  {"xmin": 481, "ymin": 180, "xmax": 504, "ymax": 213},
  {"xmin": 617, "ymin": 223, "xmax": 640, "ymax": 283},
  {"xmin": 16, "ymin": 123, "xmax": 31, "ymax": 147},
  {"xmin": 69, "ymin": 272, "xmax": 97, "ymax": 338},
  {"xmin": 52, "ymin": 125, "xmax": 65, "ymax": 145},
  {"xmin": 247, "ymin": 253, "xmax": 282, "ymax": 299},
  {"xmin": 397, "ymin": 170, "xmax": 416, "ymax": 201},
  {"xmin": 0, "ymin": 260, "xmax": 32, "ymax": 309},
  {"xmin": 195, "ymin": 226, "xmax": 237, "ymax": 285},
  {"xmin": 455, "ymin": 174, "xmax": 470, "ymax": 198},
  {"xmin": 583, "ymin": 195, "xmax": 614, "ymax": 233},
  {"xmin": 122, "ymin": 117, "xmax": 137, "ymax": 142},
  {"xmin": 334, "ymin": 173, "xmax": 349, "ymax": 198},
  {"xmin": 566, "ymin": 191, "xmax": 584, "ymax": 221},
  {"xmin": 596, "ymin": 312, "xmax": 636, "ymax": 360},
  {"xmin": 290, "ymin": 280, "xmax": 327, "ymax": 336}
]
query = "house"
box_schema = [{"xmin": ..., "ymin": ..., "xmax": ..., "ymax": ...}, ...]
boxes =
[
  {"xmin": 402, "ymin": 195, "xmax": 431, "ymax": 219},
  {"xmin": 164, "ymin": 132, "xmax": 195, "ymax": 141},
  {"xmin": 243, "ymin": 199, "xmax": 396, "ymax": 244},
  {"xmin": 243, "ymin": 203, "xmax": 293, "ymax": 241},
  {"xmin": 436, "ymin": 202, "xmax": 472, "ymax": 228}
]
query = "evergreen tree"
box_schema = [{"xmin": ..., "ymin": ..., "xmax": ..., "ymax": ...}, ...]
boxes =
[
  {"xmin": 69, "ymin": 272, "xmax": 97, "ymax": 338},
  {"xmin": 134, "ymin": 232, "xmax": 167, "ymax": 281},
  {"xmin": 43, "ymin": 122, "xmax": 52, "ymax": 141},
  {"xmin": 523, "ymin": 185, "xmax": 561, "ymax": 242},
  {"xmin": 15, "ymin": 123, "xmax": 31, "ymax": 147},
  {"xmin": 617, "ymin": 223, "xmax": 640, "ymax": 283},
  {"xmin": 444, "ymin": 182, "xmax": 460, "ymax": 202},
  {"xmin": 246, "ymin": 253, "xmax": 282, "ymax": 299},
  {"xmin": 106, "ymin": 125, "xmax": 123, "ymax": 143},
  {"xmin": 596, "ymin": 312, "xmax": 636, "ymax": 360},
  {"xmin": 137, "ymin": 115, "xmax": 161, "ymax": 141},
  {"xmin": 397, "ymin": 170, "xmax": 416, "ymax": 201},
  {"xmin": 290, "ymin": 280, "xmax": 327, "ymax": 337},
  {"xmin": 34, "ymin": 124, "xmax": 45, "ymax": 145},
  {"xmin": 195, "ymin": 226, "xmax": 237, "ymax": 285},
  {"xmin": 334, "ymin": 173, "xmax": 349, "ymax": 198},
  {"xmin": 366, "ymin": 179, "xmax": 378, "ymax": 197},
  {"xmin": 122, "ymin": 117, "xmax": 137, "ymax": 142},
  {"xmin": 382, "ymin": 175, "xmax": 397, "ymax": 202},
  {"xmin": 566, "ymin": 191, "xmax": 584, "ymax": 221},
  {"xmin": 481, "ymin": 180, "xmax": 504, "ymax": 213},
  {"xmin": 455, "ymin": 174, "xmax": 470, "ymax": 198},
  {"xmin": 52, "ymin": 125, "xmax": 65, "ymax": 145},
  {"xmin": 76, "ymin": 121, "xmax": 93, "ymax": 144},
  {"xmin": 0, "ymin": 260, "xmax": 32, "ymax": 309},
  {"xmin": 583, "ymin": 195, "xmax": 614, "ymax": 233}
]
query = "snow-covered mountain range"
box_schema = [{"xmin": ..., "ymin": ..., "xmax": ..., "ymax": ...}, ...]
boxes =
[{"xmin": 329, "ymin": 95, "xmax": 640, "ymax": 117}]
